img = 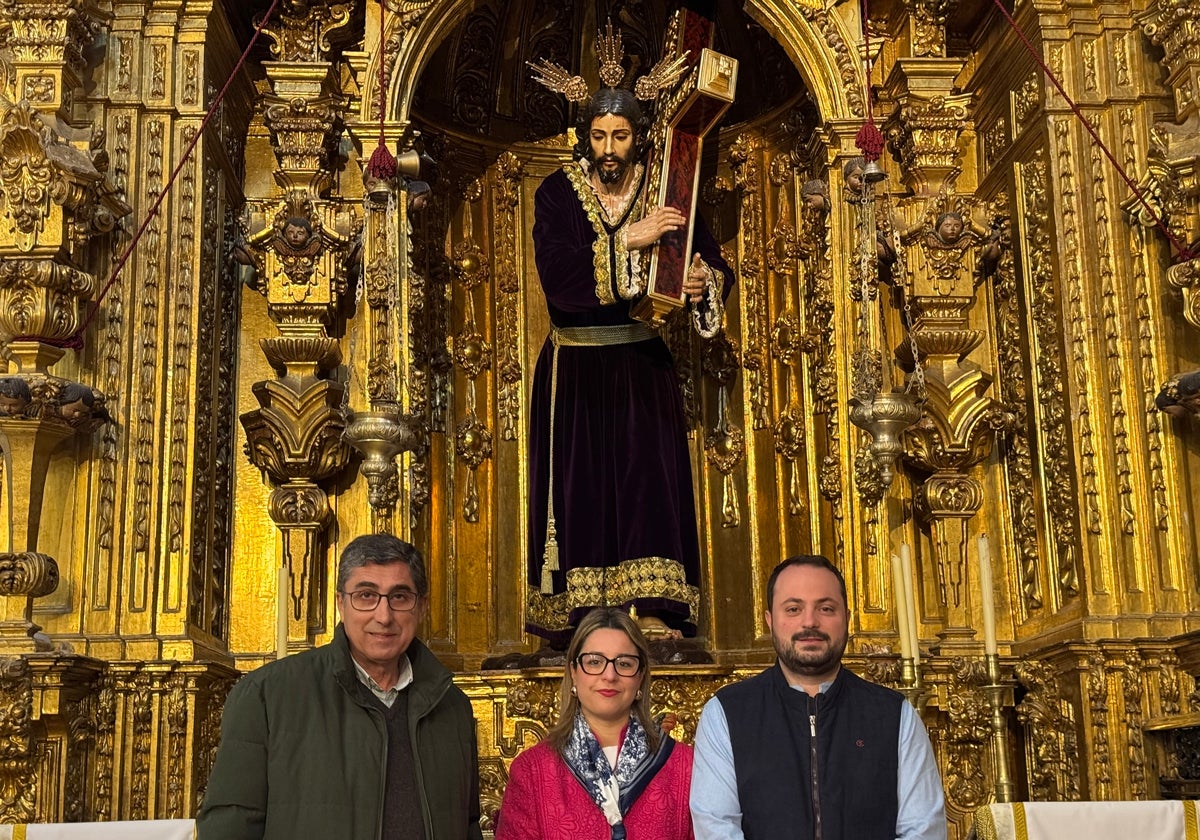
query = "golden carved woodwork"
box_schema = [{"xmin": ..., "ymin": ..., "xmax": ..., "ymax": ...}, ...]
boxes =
[{"xmin": 0, "ymin": 0, "xmax": 1197, "ymax": 834}]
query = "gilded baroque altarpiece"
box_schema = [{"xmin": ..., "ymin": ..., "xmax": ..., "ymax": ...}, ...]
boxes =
[{"xmin": 0, "ymin": 0, "xmax": 1198, "ymax": 834}]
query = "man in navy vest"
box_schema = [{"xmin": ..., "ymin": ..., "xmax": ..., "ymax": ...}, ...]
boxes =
[{"xmin": 690, "ymin": 555, "xmax": 946, "ymax": 840}]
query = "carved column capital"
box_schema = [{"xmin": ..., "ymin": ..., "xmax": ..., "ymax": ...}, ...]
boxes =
[
  {"xmin": 883, "ymin": 59, "xmax": 971, "ymax": 196},
  {"xmin": 0, "ymin": 0, "xmax": 103, "ymax": 118},
  {"xmin": 1137, "ymin": 0, "xmax": 1200, "ymax": 122},
  {"xmin": 260, "ymin": 62, "xmax": 346, "ymax": 196},
  {"xmin": 241, "ymin": 378, "xmax": 353, "ymax": 485}
]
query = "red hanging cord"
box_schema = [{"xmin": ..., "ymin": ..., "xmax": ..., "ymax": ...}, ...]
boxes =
[
  {"xmin": 989, "ymin": 0, "xmax": 1195, "ymax": 260},
  {"xmin": 39, "ymin": 0, "xmax": 283, "ymax": 351},
  {"xmin": 365, "ymin": 0, "xmax": 397, "ymax": 180},
  {"xmin": 855, "ymin": 0, "xmax": 885, "ymax": 161}
]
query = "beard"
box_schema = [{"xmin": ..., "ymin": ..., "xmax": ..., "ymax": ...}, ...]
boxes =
[
  {"xmin": 773, "ymin": 628, "xmax": 847, "ymax": 677},
  {"xmin": 594, "ymin": 153, "xmax": 630, "ymax": 185}
]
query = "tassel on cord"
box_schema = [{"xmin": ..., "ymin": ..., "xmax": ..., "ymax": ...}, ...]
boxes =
[
  {"xmin": 855, "ymin": 0, "xmax": 886, "ymax": 164},
  {"xmin": 855, "ymin": 119, "xmax": 885, "ymax": 162},
  {"xmin": 540, "ymin": 519, "xmax": 559, "ymax": 594},
  {"xmin": 367, "ymin": 138, "xmax": 397, "ymax": 181},
  {"xmin": 366, "ymin": 0, "xmax": 397, "ymax": 182}
]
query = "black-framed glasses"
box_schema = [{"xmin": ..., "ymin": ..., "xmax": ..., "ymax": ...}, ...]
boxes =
[
  {"xmin": 575, "ymin": 652, "xmax": 643, "ymax": 677},
  {"xmin": 340, "ymin": 589, "xmax": 420, "ymax": 612}
]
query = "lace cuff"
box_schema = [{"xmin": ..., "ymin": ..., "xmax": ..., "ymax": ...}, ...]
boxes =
[{"xmin": 690, "ymin": 259, "xmax": 724, "ymax": 338}]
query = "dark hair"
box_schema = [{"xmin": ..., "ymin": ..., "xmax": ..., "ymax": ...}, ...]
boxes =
[
  {"xmin": 337, "ymin": 534, "xmax": 428, "ymax": 596},
  {"xmin": 572, "ymin": 87, "xmax": 651, "ymax": 162},
  {"xmin": 0, "ymin": 377, "xmax": 31, "ymax": 401},
  {"xmin": 766, "ymin": 555, "xmax": 847, "ymax": 610},
  {"xmin": 546, "ymin": 607, "xmax": 660, "ymax": 755}
]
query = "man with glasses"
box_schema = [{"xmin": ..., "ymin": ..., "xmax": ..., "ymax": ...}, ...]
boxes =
[{"xmin": 199, "ymin": 534, "xmax": 483, "ymax": 840}]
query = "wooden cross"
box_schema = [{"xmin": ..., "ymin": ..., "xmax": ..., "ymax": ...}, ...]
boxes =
[{"xmin": 631, "ymin": 7, "xmax": 738, "ymax": 326}]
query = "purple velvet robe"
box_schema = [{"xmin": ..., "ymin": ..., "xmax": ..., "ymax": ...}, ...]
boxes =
[{"xmin": 526, "ymin": 163, "xmax": 733, "ymax": 645}]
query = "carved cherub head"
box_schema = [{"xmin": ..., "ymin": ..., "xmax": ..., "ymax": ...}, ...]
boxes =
[
  {"xmin": 842, "ymin": 156, "xmax": 866, "ymax": 195},
  {"xmin": 57, "ymin": 383, "xmax": 95, "ymax": 422},
  {"xmin": 934, "ymin": 211, "xmax": 965, "ymax": 245},
  {"xmin": 0, "ymin": 377, "xmax": 32, "ymax": 416},
  {"xmin": 801, "ymin": 179, "xmax": 829, "ymax": 212},
  {"xmin": 283, "ymin": 216, "xmax": 313, "ymax": 249},
  {"xmin": 407, "ymin": 180, "xmax": 431, "ymax": 213}
]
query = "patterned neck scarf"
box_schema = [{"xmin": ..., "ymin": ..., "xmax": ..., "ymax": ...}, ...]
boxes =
[{"xmin": 561, "ymin": 709, "xmax": 675, "ymax": 840}]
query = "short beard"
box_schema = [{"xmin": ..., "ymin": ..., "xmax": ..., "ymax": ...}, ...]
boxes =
[
  {"xmin": 594, "ymin": 154, "xmax": 629, "ymax": 185},
  {"xmin": 773, "ymin": 630, "xmax": 846, "ymax": 678}
]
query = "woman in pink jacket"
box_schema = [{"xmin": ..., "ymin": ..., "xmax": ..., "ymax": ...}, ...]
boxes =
[{"xmin": 496, "ymin": 608, "xmax": 694, "ymax": 840}]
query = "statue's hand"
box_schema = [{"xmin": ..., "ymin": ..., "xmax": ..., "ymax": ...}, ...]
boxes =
[
  {"xmin": 626, "ymin": 206, "xmax": 686, "ymax": 250},
  {"xmin": 683, "ymin": 253, "xmax": 709, "ymax": 303}
]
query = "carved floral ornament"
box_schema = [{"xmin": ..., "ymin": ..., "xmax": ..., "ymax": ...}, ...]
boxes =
[
  {"xmin": 0, "ymin": 551, "xmax": 59, "ymax": 597},
  {"xmin": 0, "ymin": 97, "xmax": 128, "ymax": 254}
]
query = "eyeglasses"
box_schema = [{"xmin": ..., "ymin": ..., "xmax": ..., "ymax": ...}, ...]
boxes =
[
  {"xmin": 341, "ymin": 589, "xmax": 420, "ymax": 612},
  {"xmin": 575, "ymin": 652, "xmax": 643, "ymax": 677}
]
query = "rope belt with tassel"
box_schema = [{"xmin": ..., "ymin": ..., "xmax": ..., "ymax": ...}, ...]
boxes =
[{"xmin": 540, "ymin": 322, "xmax": 658, "ymax": 594}]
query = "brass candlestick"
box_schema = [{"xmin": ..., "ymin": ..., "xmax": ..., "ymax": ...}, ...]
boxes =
[
  {"xmin": 898, "ymin": 656, "xmax": 928, "ymax": 711},
  {"xmin": 983, "ymin": 653, "xmax": 1015, "ymax": 803}
]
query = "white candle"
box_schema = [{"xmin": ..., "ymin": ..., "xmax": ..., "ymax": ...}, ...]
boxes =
[
  {"xmin": 891, "ymin": 554, "xmax": 913, "ymax": 660},
  {"xmin": 899, "ymin": 543, "xmax": 920, "ymax": 665},
  {"xmin": 277, "ymin": 564, "xmax": 289, "ymax": 660},
  {"xmin": 978, "ymin": 534, "xmax": 998, "ymax": 655}
]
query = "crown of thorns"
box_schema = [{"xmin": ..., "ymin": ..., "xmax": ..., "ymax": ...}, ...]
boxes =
[{"xmin": 527, "ymin": 19, "xmax": 690, "ymax": 104}]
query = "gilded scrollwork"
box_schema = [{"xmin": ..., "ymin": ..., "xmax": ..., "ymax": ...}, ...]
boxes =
[
  {"xmin": 792, "ymin": 2, "xmax": 865, "ymax": 117},
  {"xmin": 1013, "ymin": 72, "xmax": 1041, "ymax": 129},
  {"xmin": 1014, "ymin": 660, "xmax": 1080, "ymax": 801},
  {"xmin": 260, "ymin": 1, "xmax": 352, "ymax": 63},
  {"xmin": 492, "ymin": 152, "xmax": 523, "ymax": 439},
  {"xmin": 1122, "ymin": 655, "xmax": 1147, "ymax": 799},
  {"xmin": 0, "ymin": 551, "xmax": 58, "ymax": 597},
  {"xmin": 0, "ymin": 657, "xmax": 35, "ymax": 822},
  {"xmin": 1087, "ymin": 655, "xmax": 1112, "ymax": 798},
  {"xmin": 455, "ymin": 412, "xmax": 493, "ymax": 523},
  {"xmin": 729, "ymin": 132, "xmax": 769, "ymax": 429},
  {"xmin": 943, "ymin": 657, "xmax": 990, "ymax": 811},
  {"xmin": 902, "ymin": 0, "xmax": 954, "ymax": 57},
  {"xmin": 885, "ymin": 93, "xmax": 972, "ymax": 196},
  {"xmin": 1053, "ymin": 118, "xmax": 1103, "ymax": 539},
  {"xmin": 1019, "ymin": 153, "xmax": 1080, "ymax": 597}
]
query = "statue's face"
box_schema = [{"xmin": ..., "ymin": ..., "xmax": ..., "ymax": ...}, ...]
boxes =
[{"xmin": 588, "ymin": 114, "xmax": 635, "ymax": 185}]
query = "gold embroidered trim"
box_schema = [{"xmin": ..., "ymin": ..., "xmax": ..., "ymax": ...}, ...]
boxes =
[
  {"xmin": 563, "ymin": 162, "xmax": 645, "ymax": 305},
  {"xmin": 1186, "ymin": 801, "xmax": 1199, "ymax": 840},
  {"xmin": 527, "ymin": 556, "xmax": 700, "ymax": 632},
  {"xmin": 1013, "ymin": 803, "xmax": 1028, "ymax": 840},
  {"xmin": 972, "ymin": 806, "xmax": 997, "ymax": 840},
  {"xmin": 565, "ymin": 162, "xmax": 617, "ymax": 305}
]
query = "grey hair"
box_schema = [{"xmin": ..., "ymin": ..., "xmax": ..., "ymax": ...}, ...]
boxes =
[{"xmin": 336, "ymin": 534, "xmax": 428, "ymax": 596}]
